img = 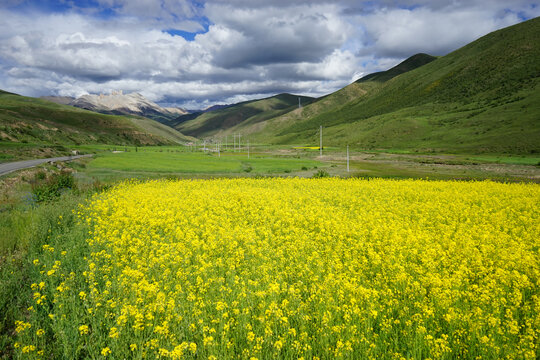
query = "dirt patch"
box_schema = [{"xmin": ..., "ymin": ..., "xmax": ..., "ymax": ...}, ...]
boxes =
[
  {"xmin": 320, "ymin": 151, "xmax": 540, "ymax": 182},
  {"xmin": 0, "ymin": 131, "xmax": 17, "ymax": 142}
]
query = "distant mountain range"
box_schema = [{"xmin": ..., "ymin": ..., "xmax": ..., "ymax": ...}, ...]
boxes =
[
  {"xmin": 173, "ymin": 93, "xmax": 315, "ymax": 137},
  {"xmin": 43, "ymin": 91, "xmax": 188, "ymax": 123}
]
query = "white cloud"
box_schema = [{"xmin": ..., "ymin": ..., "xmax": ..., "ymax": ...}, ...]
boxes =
[
  {"xmin": 0, "ymin": 1, "xmax": 538, "ymax": 108},
  {"xmin": 355, "ymin": 5, "xmax": 530, "ymax": 57}
]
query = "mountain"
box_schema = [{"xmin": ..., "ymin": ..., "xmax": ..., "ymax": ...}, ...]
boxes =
[
  {"xmin": 356, "ymin": 53, "xmax": 437, "ymax": 83},
  {"xmin": 175, "ymin": 93, "xmax": 315, "ymax": 138},
  {"xmin": 0, "ymin": 90, "xmax": 193, "ymax": 148},
  {"xmin": 47, "ymin": 91, "xmax": 188, "ymax": 123},
  {"xmin": 238, "ymin": 17, "xmax": 540, "ymax": 154},
  {"xmin": 203, "ymin": 104, "xmax": 231, "ymax": 112}
]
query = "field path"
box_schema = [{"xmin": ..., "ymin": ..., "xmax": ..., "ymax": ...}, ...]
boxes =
[{"xmin": 0, "ymin": 154, "xmax": 92, "ymax": 176}]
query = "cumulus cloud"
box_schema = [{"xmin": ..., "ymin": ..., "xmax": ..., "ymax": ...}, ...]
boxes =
[
  {"xmin": 354, "ymin": 4, "xmax": 536, "ymax": 57},
  {"xmin": 0, "ymin": 0, "xmax": 538, "ymax": 108},
  {"xmin": 202, "ymin": 4, "xmax": 350, "ymax": 68}
]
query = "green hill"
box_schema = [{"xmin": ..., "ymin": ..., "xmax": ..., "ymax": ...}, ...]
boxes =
[
  {"xmin": 356, "ymin": 53, "xmax": 437, "ymax": 83},
  {"xmin": 175, "ymin": 93, "xmax": 315, "ymax": 138},
  {"xmin": 0, "ymin": 90, "xmax": 192, "ymax": 145},
  {"xmin": 0, "ymin": 91, "xmax": 194, "ymax": 161},
  {"xmin": 241, "ymin": 17, "xmax": 540, "ymax": 154}
]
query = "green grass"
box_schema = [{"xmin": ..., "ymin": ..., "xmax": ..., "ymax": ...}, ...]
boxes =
[
  {"xmin": 84, "ymin": 151, "xmax": 322, "ymax": 179},
  {"xmin": 466, "ymin": 155, "xmax": 540, "ymax": 165},
  {"xmin": 0, "ymin": 177, "xmax": 92, "ymax": 358}
]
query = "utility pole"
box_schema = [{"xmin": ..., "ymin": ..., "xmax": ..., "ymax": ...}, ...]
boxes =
[
  {"xmin": 248, "ymin": 140, "xmax": 250, "ymax": 159},
  {"xmin": 319, "ymin": 125, "xmax": 323, "ymax": 157},
  {"xmin": 298, "ymin": 97, "xmax": 301, "ymax": 109},
  {"xmin": 238, "ymin": 134, "xmax": 241, "ymax": 152},
  {"xmin": 233, "ymin": 134, "xmax": 236, "ymax": 152},
  {"xmin": 347, "ymin": 145, "xmax": 349, "ymax": 172}
]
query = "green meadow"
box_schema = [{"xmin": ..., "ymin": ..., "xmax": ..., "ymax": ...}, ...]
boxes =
[{"xmin": 80, "ymin": 149, "xmax": 322, "ymax": 181}]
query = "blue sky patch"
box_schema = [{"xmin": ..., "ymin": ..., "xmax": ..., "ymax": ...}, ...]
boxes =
[{"xmin": 165, "ymin": 19, "xmax": 210, "ymax": 41}]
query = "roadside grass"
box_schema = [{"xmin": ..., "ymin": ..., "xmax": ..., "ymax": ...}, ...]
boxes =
[
  {"xmin": 0, "ymin": 194, "xmax": 90, "ymax": 359},
  {"xmin": 0, "ymin": 168, "xmax": 95, "ymax": 358},
  {"xmin": 0, "ymin": 142, "xmax": 72, "ymax": 164}
]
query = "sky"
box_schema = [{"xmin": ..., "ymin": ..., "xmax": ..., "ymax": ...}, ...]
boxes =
[{"xmin": 0, "ymin": 0, "xmax": 538, "ymax": 109}]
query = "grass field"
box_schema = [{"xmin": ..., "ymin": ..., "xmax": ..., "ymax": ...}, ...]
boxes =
[
  {"xmin": 81, "ymin": 150, "xmax": 322, "ymax": 180},
  {"xmin": 9, "ymin": 178, "xmax": 539, "ymax": 359}
]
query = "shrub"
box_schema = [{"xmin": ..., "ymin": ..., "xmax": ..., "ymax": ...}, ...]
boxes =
[
  {"xmin": 35, "ymin": 171, "xmax": 46, "ymax": 181},
  {"xmin": 32, "ymin": 171, "xmax": 75, "ymax": 203},
  {"xmin": 312, "ymin": 169, "xmax": 330, "ymax": 178}
]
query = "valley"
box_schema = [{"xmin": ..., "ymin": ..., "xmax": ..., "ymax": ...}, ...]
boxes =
[{"xmin": 1, "ymin": 6, "xmax": 539, "ymax": 360}]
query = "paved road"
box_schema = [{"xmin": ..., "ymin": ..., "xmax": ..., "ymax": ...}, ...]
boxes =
[{"xmin": 0, "ymin": 154, "xmax": 93, "ymax": 176}]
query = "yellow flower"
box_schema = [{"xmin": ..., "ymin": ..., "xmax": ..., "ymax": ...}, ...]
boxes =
[
  {"xmin": 101, "ymin": 347, "xmax": 111, "ymax": 356},
  {"xmin": 49, "ymin": 178, "xmax": 538, "ymax": 359},
  {"xmin": 14, "ymin": 321, "xmax": 31, "ymax": 333},
  {"xmin": 108, "ymin": 327, "xmax": 119, "ymax": 338},
  {"xmin": 203, "ymin": 336, "xmax": 214, "ymax": 346},
  {"xmin": 78, "ymin": 325, "xmax": 89, "ymax": 335},
  {"xmin": 21, "ymin": 345, "xmax": 36, "ymax": 353}
]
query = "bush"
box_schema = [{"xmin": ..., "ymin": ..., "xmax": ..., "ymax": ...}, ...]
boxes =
[
  {"xmin": 312, "ymin": 169, "xmax": 330, "ymax": 178},
  {"xmin": 32, "ymin": 172, "xmax": 75, "ymax": 203},
  {"xmin": 35, "ymin": 171, "xmax": 46, "ymax": 181}
]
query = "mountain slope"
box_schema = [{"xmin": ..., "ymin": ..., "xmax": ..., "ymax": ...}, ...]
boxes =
[
  {"xmin": 0, "ymin": 91, "xmax": 192, "ymax": 146},
  {"xmin": 356, "ymin": 53, "xmax": 437, "ymax": 83},
  {"xmin": 175, "ymin": 93, "xmax": 315, "ymax": 138},
  {"xmin": 244, "ymin": 17, "xmax": 540, "ymax": 154},
  {"xmin": 47, "ymin": 92, "xmax": 188, "ymax": 124}
]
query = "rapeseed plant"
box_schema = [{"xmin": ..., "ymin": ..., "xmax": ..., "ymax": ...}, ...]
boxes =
[{"xmin": 14, "ymin": 178, "xmax": 540, "ymax": 359}]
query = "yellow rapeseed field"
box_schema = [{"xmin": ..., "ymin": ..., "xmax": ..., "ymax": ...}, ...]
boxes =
[{"xmin": 15, "ymin": 178, "xmax": 539, "ymax": 359}]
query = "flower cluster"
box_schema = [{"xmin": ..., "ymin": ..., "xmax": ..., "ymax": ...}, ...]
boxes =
[{"xmin": 15, "ymin": 178, "xmax": 540, "ymax": 359}]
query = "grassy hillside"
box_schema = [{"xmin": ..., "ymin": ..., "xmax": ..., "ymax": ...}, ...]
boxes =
[
  {"xmin": 244, "ymin": 18, "xmax": 540, "ymax": 154},
  {"xmin": 175, "ymin": 93, "xmax": 315, "ymax": 138},
  {"xmin": 0, "ymin": 91, "xmax": 192, "ymax": 145},
  {"xmin": 0, "ymin": 90, "xmax": 193, "ymax": 162},
  {"xmin": 356, "ymin": 53, "xmax": 437, "ymax": 83}
]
